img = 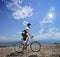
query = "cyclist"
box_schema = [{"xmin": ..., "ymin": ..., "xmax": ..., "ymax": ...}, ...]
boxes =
[{"xmin": 22, "ymin": 23, "xmax": 33, "ymax": 45}]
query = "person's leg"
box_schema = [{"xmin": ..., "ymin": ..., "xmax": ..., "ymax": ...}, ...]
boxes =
[
  {"xmin": 24, "ymin": 37, "xmax": 29, "ymax": 45},
  {"xmin": 22, "ymin": 33, "xmax": 29, "ymax": 45}
]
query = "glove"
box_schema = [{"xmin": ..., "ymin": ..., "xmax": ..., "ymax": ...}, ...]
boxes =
[{"xmin": 31, "ymin": 35, "xmax": 34, "ymax": 38}]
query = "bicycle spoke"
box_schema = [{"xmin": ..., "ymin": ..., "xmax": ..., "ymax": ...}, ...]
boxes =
[
  {"xmin": 30, "ymin": 41, "xmax": 41, "ymax": 52},
  {"xmin": 14, "ymin": 43, "xmax": 23, "ymax": 52}
]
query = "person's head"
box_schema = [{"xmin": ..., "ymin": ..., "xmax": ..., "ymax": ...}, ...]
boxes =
[{"xmin": 27, "ymin": 23, "xmax": 31, "ymax": 28}]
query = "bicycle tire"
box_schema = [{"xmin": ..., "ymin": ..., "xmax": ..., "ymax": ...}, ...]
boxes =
[
  {"xmin": 30, "ymin": 41, "xmax": 41, "ymax": 52},
  {"xmin": 14, "ymin": 42, "xmax": 24, "ymax": 53}
]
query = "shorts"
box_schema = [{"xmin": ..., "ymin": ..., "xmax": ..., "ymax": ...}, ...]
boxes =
[{"xmin": 22, "ymin": 33, "xmax": 28, "ymax": 41}]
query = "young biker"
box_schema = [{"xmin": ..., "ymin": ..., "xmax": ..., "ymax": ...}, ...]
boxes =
[{"xmin": 21, "ymin": 23, "xmax": 33, "ymax": 45}]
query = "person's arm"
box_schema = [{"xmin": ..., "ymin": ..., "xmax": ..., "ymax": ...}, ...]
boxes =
[{"xmin": 26, "ymin": 29, "xmax": 32, "ymax": 38}]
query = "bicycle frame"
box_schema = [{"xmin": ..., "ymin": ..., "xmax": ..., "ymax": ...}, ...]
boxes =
[
  {"xmin": 28, "ymin": 38, "xmax": 33, "ymax": 45},
  {"xmin": 20, "ymin": 37, "xmax": 33, "ymax": 45}
]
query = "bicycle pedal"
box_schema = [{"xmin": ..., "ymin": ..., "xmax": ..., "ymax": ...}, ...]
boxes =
[{"xmin": 23, "ymin": 46, "xmax": 27, "ymax": 50}]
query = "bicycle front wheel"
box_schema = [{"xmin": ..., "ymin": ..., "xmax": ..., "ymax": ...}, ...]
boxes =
[
  {"xmin": 30, "ymin": 41, "xmax": 41, "ymax": 52},
  {"xmin": 14, "ymin": 42, "xmax": 24, "ymax": 53}
]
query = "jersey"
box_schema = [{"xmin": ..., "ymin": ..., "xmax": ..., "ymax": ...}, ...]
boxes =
[{"xmin": 22, "ymin": 27, "xmax": 30, "ymax": 34}]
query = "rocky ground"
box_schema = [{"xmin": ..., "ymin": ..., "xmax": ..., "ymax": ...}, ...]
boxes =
[{"xmin": 0, "ymin": 44, "xmax": 60, "ymax": 57}]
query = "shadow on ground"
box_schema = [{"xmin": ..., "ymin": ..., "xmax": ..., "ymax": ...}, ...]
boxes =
[
  {"xmin": 48, "ymin": 54, "xmax": 60, "ymax": 57},
  {"xmin": 28, "ymin": 54, "xmax": 38, "ymax": 57},
  {"xmin": 7, "ymin": 52, "xmax": 24, "ymax": 57}
]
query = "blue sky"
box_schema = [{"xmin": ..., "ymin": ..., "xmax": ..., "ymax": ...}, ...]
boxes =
[{"xmin": 0, "ymin": 0, "xmax": 60, "ymax": 43}]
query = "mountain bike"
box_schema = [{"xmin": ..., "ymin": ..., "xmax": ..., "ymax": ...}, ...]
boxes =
[{"xmin": 14, "ymin": 37, "xmax": 41, "ymax": 53}]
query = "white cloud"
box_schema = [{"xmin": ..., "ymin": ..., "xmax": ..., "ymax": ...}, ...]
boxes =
[
  {"xmin": 6, "ymin": 0, "xmax": 23, "ymax": 11},
  {"xmin": 0, "ymin": 36, "xmax": 7, "ymax": 41},
  {"xmin": 12, "ymin": 0, "xmax": 23, "ymax": 4},
  {"xmin": 38, "ymin": 6, "xmax": 60, "ymax": 40},
  {"xmin": 39, "ymin": 28, "xmax": 44, "ymax": 34},
  {"xmin": 16, "ymin": 31, "xmax": 22, "ymax": 34},
  {"xmin": 50, "ymin": 6, "xmax": 55, "ymax": 11},
  {"xmin": 54, "ymin": 32, "xmax": 60, "ymax": 40},
  {"xmin": 40, "ymin": 6, "xmax": 55, "ymax": 34},
  {"xmin": 0, "ymin": 36, "xmax": 13, "ymax": 41},
  {"xmin": 0, "ymin": 36, "xmax": 21, "ymax": 42},
  {"xmin": 35, "ymin": 28, "xmax": 60, "ymax": 40},
  {"xmin": 12, "ymin": 6, "xmax": 33, "ymax": 20},
  {"xmin": 5, "ymin": 0, "xmax": 33, "ymax": 20},
  {"xmin": 23, "ymin": 20, "xmax": 29, "ymax": 26}
]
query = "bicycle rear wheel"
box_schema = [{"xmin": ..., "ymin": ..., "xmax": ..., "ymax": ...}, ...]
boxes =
[
  {"xmin": 14, "ymin": 42, "xmax": 24, "ymax": 53},
  {"xmin": 30, "ymin": 41, "xmax": 41, "ymax": 52}
]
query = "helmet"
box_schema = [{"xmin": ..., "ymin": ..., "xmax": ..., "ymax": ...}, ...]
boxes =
[{"xmin": 27, "ymin": 23, "xmax": 31, "ymax": 26}]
